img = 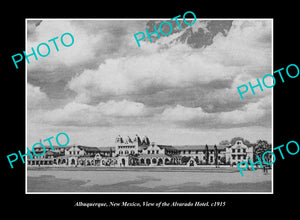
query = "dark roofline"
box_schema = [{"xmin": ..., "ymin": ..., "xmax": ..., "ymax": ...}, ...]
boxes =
[
  {"xmin": 33, "ymin": 145, "xmax": 71, "ymax": 149},
  {"xmin": 157, "ymin": 145, "xmax": 177, "ymax": 150},
  {"xmin": 98, "ymin": 146, "xmax": 115, "ymax": 152},
  {"xmin": 76, "ymin": 145, "xmax": 101, "ymax": 152},
  {"xmin": 172, "ymin": 145, "xmax": 228, "ymax": 151}
]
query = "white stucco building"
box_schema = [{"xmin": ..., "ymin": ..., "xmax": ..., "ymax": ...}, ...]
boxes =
[{"xmin": 27, "ymin": 136, "xmax": 254, "ymax": 167}]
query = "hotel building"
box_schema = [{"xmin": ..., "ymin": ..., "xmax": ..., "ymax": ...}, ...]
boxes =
[{"xmin": 27, "ymin": 135, "xmax": 253, "ymax": 167}]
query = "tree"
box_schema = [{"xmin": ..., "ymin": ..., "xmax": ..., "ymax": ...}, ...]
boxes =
[
  {"xmin": 214, "ymin": 145, "xmax": 218, "ymax": 167},
  {"xmin": 181, "ymin": 156, "xmax": 191, "ymax": 164},
  {"xmin": 220, "ymin": 156, "xmax": 226, "ymax": 165},
  {"xmin": 205, "ymin": 145, "xmax": 209, "ymax": 165},
  {"xmin": 254, "ymin": 140, "xmax": 271, "ymax": 162}
]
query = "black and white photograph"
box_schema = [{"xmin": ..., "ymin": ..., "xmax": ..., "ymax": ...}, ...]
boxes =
[
  {"xmin": 26, "ymin": 18, "xmax": 272, "ymax": 193},
  {"xmin": 2, "ymin": 4, "xmax": 299, "ymax": 215}
]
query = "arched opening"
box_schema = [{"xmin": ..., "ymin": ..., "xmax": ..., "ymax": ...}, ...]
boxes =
[
  {"xmin": 158, "ymin": 158, "xmax": 163, "ymax": 165},
  {"xmin": 121, "ymin": 158, "xmax": 126, "ymax": 166},
  {"xmin": 165, "ymin": 158, "xmax": 169, "ymax": 164},
  {"xmin": 152, "ymin": 158, "xmax": 157, "ymax": 164},
  {"xmin": 140, "ymin": 158, "xmax": 145, "ymax": 165},
  {"xmin": 71, "ymin": 158, "xmax": 76, "ymax": 165},
  {"xmin": 189, "ymin": 160, "xmax": 194, "ymax": 166},
  {"xmin": 95, "ymin": 160, "xmax": 100, "ymax": 166},
  {"xmin": 146, "ymin": 158, "xmax": 151, "ymax": 165}
]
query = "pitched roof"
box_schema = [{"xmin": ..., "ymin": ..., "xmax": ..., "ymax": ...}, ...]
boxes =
[
  {"xmin": 172, "ymin": 145, "xmax": 228, "ymax": 151},
  {"xmin": 98, "ymin": 146, "xmax": 115, "ymax": 152},
  {"xmin": 137, "ymin": 154, "xmax": 171, "ymax": 158},
  {"xmin": 45, "ymin": 151, "xmax": 59, "ymax": 156},
  {"xmin": 157, "ymin": 145, "xmax": 177, "ymax": 151},
  {"xmin": 76, "ymin": 145, "xmax": 101, "ymax": 152},
  {"xmin": 32, "ymin": 145, "xmax": 71, "ymax": 150}
]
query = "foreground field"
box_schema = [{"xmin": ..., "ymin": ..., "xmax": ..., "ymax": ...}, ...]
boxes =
[
  {"xmin": 27, "ymin": 168, "xmax": 272, "ymax": 193},
  {"xmin": 27, "ymin": 166, "xmax": 238, "ymax": 172}
]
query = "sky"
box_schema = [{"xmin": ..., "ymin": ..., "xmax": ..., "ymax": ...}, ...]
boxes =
[{"xmin": 26, "ymin": 19, "xmax": 273, "ymax": 148}]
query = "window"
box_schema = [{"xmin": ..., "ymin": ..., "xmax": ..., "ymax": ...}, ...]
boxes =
[
  {"xmin": 156, "ymin": 150, "xmax": 159, "ymax": 154},
  {"xmin": 148, "ymin": 150, "xmax": 150, "ymax": 154},
  {"xmin": 243, "ymin": 149, "xmax": 246, "ymax": 153},
  {"xmin": 243, "ymin": 155, "xmax": 246, "ymax": 159},
  {"xmin": 238, "ymin": 155, "xmax": 241, "ymax": 160},
  {"xmin": 196, "ymin": 151, "xmax": 198, "ymax": 154},
  {"xmin": 232, "ymin": 149, "xmax": 235, "ymax": 153},
  {"xmin": 152, "ymin": 150, "xmax": 155, "ymax": 154},
  {"xmin": 232, "ymin": 155, "xmax": 236, "ymax": 159},
  {"xmin": 237, "ymin": 149, "xmax": 240, "ymax": 153},
  {"xmin": 189, "ymin": 150, "xmax": 191, "ymax": 154}
]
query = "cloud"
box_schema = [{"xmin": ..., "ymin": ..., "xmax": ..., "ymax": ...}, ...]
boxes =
[
  {"xmin": 160, "ymin": 104, "xmax": 209, "ymax": 121},
  {"xmin": 67, "ymin": 46, "xmax": 237, "ymax": 103},
  {"xmin": 159, "ymin": 95, "xmax": 271, "ymax": 128},
  {"xmin": 31, "ymin": 99, "xmax": 148, "ymax": 127},
  {"xmin": 26, "ymin": 20, "xmax": 101, "ymax": 71},
  {"xmin": 27, "ymin": 83, "xmax": 48, "ymax": 110},
  {"xmin": 96, "ymin": 100, "xmax": 146, "ymax": 117},
  {"xmin": 26, "ymin": 20, "xmax": 148, "ymax": 72},
  {"xmin": 204, "ymin": 20, "xmax": 272, "ymax": 69},
  {"xmin": 26, "ymin": 20, "xmax": 151, "ymax": 105},
  {"xmin": 27, "ymin": 19, "xmax": 273, "ymax": 146},
  {"xmin": 27, "ymin": 20, "xmax": 42, "ymax": 38},
  {"xmin": 67, "ymin": 20, "xmax": 272, "ymax": 108}
]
